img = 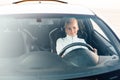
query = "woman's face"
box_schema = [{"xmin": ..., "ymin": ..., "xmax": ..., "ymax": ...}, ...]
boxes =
[{"xmin": 65, "ymin": 21, "xmax": 79, "ymax": 37}]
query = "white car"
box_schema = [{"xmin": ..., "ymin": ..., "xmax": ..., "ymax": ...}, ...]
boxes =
[{"xmin": 0, "ymin": 0, "xmax": 120, "ymax": 80}]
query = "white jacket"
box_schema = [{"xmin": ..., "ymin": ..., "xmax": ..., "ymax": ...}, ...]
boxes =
[{"xmin": 56, "ymin": 35, "xmax": 88, "ymax": 55}]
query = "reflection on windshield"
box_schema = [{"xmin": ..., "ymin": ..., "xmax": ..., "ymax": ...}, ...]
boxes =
[
  {"xmin": 0, "ymin": 15, "xmax": 119, "ymax": 80},
  {"xmin": 0, "ymin": 16, "xmax": 118, "ymax": 57}
]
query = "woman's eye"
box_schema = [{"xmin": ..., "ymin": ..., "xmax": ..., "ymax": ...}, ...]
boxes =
[
  {"xmin": 73, "ymin": 27, "xmax": 76, "ymax": 29},
  {"xmin": 67, "ymin": 28, "xmax": 71, "ymax": 30}
]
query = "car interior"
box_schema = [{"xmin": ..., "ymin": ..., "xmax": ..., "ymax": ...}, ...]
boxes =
[
  {"xmin": 0, "ymin": 16, "xmax": 119, "ymax": 69},
  {"xmin": 19, "ymin": 17, "xmax": 118, "ymax": 67}
]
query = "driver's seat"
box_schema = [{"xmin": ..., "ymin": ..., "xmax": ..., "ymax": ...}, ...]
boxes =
[
  {"xmin": 49, "ymin": 27, "xmax": 66, "ymax": 53},
  {"xmin": 49, "ymin": 19, "xmax": 87, "ymax": 53}
]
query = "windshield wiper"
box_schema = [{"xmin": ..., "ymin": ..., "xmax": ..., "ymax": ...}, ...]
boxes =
[{"xmin": 13, "ymin": 0, "xmax": 67, "ymax": 4}]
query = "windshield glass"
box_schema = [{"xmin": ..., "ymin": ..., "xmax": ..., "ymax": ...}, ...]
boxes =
[{"xmin": 0, "ymin": 14, "xmax": 119, "ymax": 79}]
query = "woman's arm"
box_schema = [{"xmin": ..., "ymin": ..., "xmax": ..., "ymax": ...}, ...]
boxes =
[{"xmin": 56, "ymin": 38, "xmax": 64, "ymax": 55}]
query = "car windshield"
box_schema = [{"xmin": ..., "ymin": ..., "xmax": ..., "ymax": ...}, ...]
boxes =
[{"xmin": 0, "ymin": 14, "xmax": 119, "ymax": 79}]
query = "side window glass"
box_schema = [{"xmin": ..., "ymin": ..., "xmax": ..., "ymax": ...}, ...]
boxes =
[{"xmin": 90, "ymin": 19, "xmax": 109, "ymax": 41}]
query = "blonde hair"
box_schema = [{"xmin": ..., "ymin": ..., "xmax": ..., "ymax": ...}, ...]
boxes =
[{"xmin": 64, "ymin": 18, "xmax": 78, "ymax": 28}]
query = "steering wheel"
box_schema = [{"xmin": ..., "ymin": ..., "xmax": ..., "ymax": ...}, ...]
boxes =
[
  {"xmin": 59, "ymin": 42, "xmax": 99, "ymax": 67},
  {"xmin": 59, "ymin": 42, "xmax": 94, "ymax": 57}
]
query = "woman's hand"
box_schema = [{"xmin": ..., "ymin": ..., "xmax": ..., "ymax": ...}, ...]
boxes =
[{"xmin": 93, "ymin": 48, "xmax": 97, "ymax": 54}]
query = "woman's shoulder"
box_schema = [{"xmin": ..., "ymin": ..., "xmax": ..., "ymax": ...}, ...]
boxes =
[
  {"xmin": 57, "ymin": 37, "xmax": 67, "ymax": 42},
  {"xmin": 57, "ymin": 37, "xmax": 64, "ymax": 42}
]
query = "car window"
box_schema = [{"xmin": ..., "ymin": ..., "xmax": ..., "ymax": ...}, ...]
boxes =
[
  {"xmin": 90, "ymin": 18, "xmax": 110, "ymax": 41},
  {"xmin": 0, "ymin": 15, "xmax": 118, "ymax": 54},
  {"xmin": 0, "ymin": 13, "xmax": 119, "ymax": 80}
]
